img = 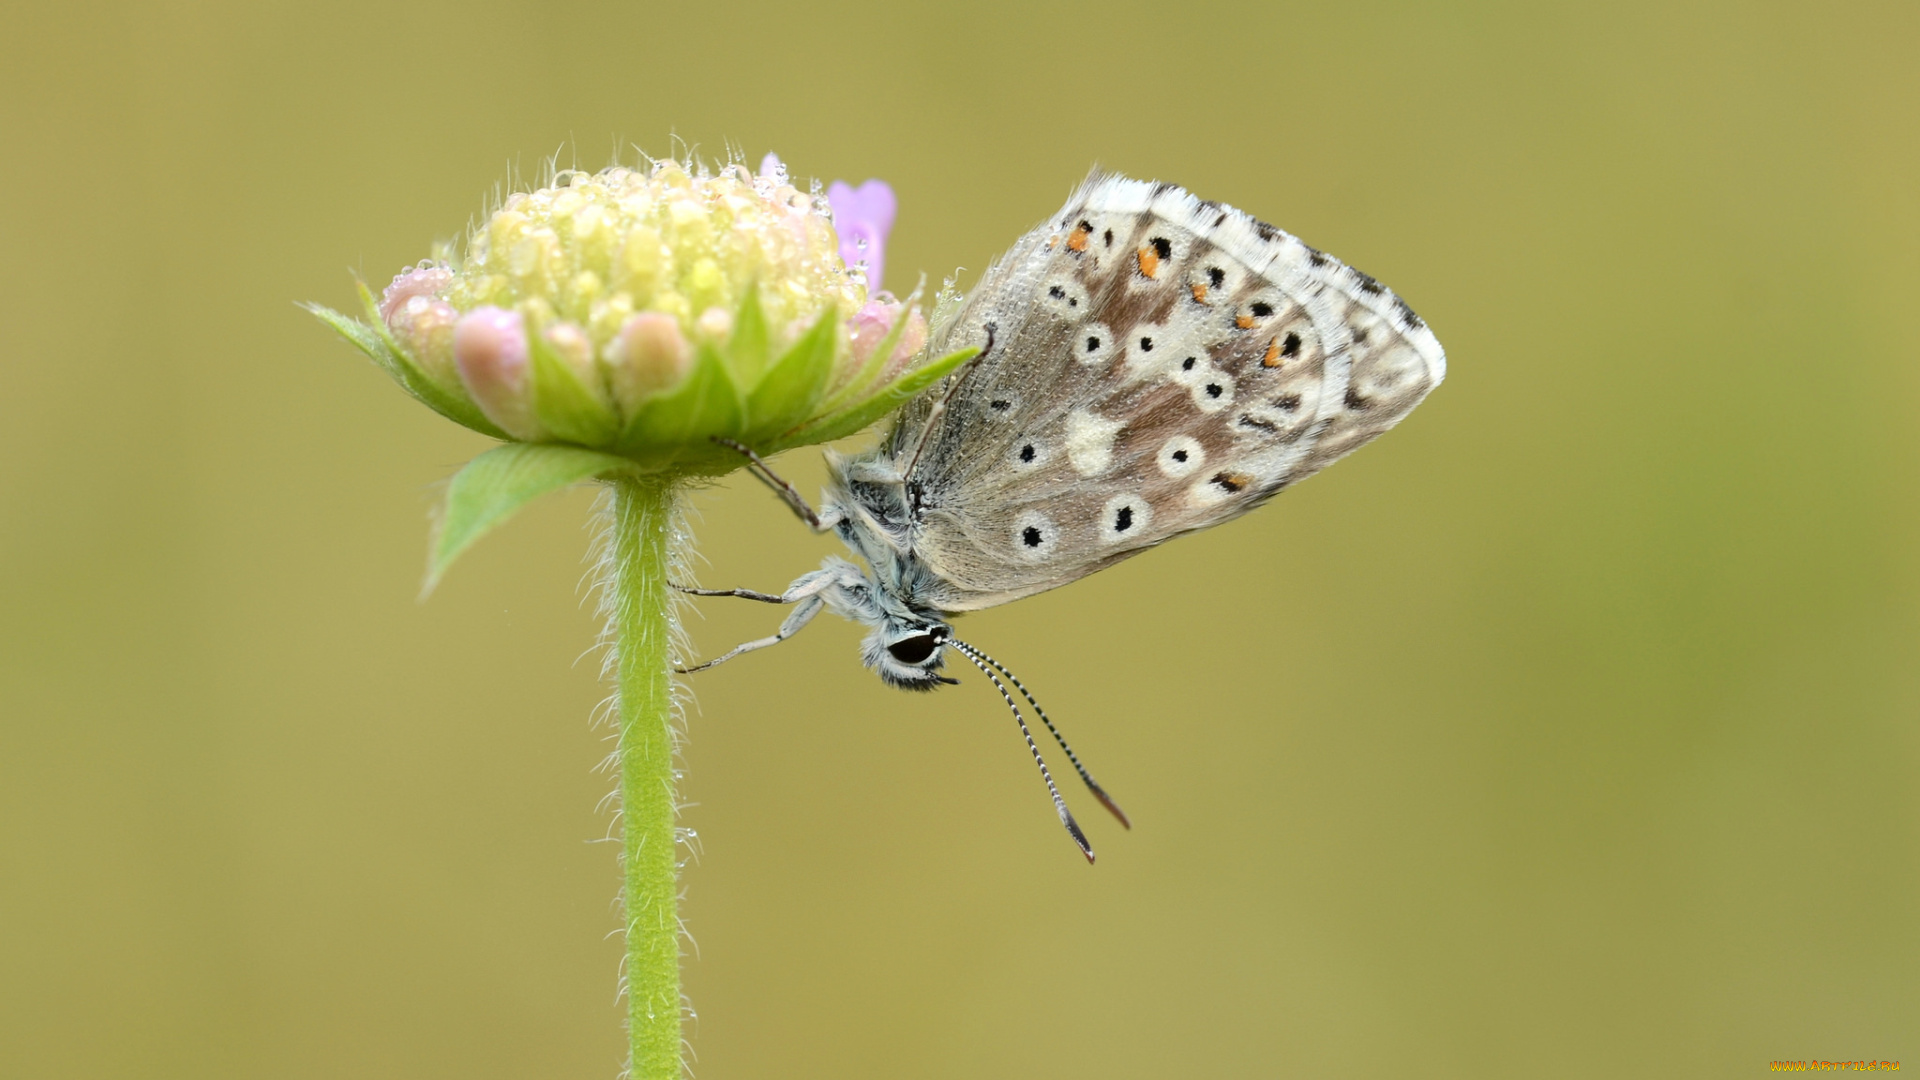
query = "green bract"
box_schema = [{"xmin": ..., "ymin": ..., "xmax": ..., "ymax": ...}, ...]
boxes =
[{"xmin": 306, "ymin": 159, "xmax": 975, "ymax": 583}]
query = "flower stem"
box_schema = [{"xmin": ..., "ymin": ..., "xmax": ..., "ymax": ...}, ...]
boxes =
[{"xmin": 606, "ymin": 475, "xmax": 681, "ymax": 1078}]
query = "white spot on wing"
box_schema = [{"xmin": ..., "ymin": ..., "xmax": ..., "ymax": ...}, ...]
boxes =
[
  {"xmin": 1012, "ymin": 510, "xmax": 1055, "ymax": 560},
  {"xmin": 1065, "ymin": 409, "xmax": 1124, "ymax": 476},
  {"xmin": 1098, "ymin": 493, "xmax": 1152, "ymax": 544},
  {"xmin": 1156, "ymin": 435, "xmax": 1205, "ymax": 478}
]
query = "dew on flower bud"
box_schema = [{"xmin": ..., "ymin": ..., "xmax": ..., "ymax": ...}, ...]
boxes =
[
  {"xmin": 605, "ymin": 312, "xmax": 692, "ymax": 413},
  {"xmin": 388, "ymin": 293, "xmax": 461, "ymax": 387},
  {"xmin": 454, "ymin": 307, "xmax": 544, "ymax": 440},
  {"xmin": 847, "ymin": 297, "xmax": 929, "ymax": 383},
  {"xmin": 380, "ymin": 264, "xmax": 452, "ymax": 323}
]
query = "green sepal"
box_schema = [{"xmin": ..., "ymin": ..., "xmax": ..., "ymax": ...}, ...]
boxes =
[
  {"xmin": 743, "ymin": 306, "xmax": 839, "ymax": 441},
  {"xmin": 767, "ymin": 345, "xmax": 979, "ymax": 453},
  {"xmin": 428, "ymin": 442, "xmax": 633, "ymax": 590},
  {"xmin": 720, "ymin": 284, "xmax": 773, "ymax": 390},
  {"xmin": 526, "ymin": 328, "xmax": 620, "ymax": 446},
  {"xmin": 614, "ymin": 343, "xmax": 746, "ymax": 472},
  {"xmin": 302, "ymin": 284, "xmax": 509, "ymax": 440}
]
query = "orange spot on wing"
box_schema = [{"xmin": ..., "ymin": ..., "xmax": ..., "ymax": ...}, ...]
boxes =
[
  {"xmin": 1047, "ymin": 235, "xmax": 1059, "ymax": 249},
  {"xmin": 1136, "ymin": 246, "xmax": 1159, "ymax": 278},
  {"xmin": 1066, "ymin": 225, "xmax": 1090, "ymax": 252},
  {"xmin": 1190, "ymin": 282, "xmax": 1209, "ymax": 303},
  {"xmin": 1235, "ymin": 314, "xmax": 1255, "ymax": 330},
  {"xmin": 1262, "ymin": 338, "xmax": 1282, "ymax": 366}
]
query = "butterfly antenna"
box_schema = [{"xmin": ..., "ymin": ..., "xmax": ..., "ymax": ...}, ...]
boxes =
[
  {"xmin": 950, "ymin": 642, "xmax": 1095, "ymax": 863},
  {"xmin": 951, "ymin": 639, "xmax": 1130, "ymax": 830}
]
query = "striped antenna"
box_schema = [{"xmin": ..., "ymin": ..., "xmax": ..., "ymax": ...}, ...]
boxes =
[{"xmin": 948, "ymin": 639, "xmax": 1094, "ymax": 863}]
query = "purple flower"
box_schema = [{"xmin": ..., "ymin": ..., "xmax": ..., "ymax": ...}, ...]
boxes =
[{"xmin": 827, "ymin": 178, "xmax": 896, "ymax": 292}]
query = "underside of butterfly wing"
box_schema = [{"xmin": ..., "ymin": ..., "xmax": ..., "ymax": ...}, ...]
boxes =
[{"xmin": 872, "ymin": 173, "xmax": 1445, "ymax": 613}]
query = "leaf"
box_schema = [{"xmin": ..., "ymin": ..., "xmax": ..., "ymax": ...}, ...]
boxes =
[
  {"xmin": 614, "ymin": 344, "xmax": 745, "ymax": 468},
  {"xmin": 526, "ymin": 329, "xmax": 620, "ymax": 446},
  {"xmin": 721, "ymin": 283, "xmax": 772, "ymax": 389},
  {"xmin": 742, "ymin": 307, "xmax": 838, "ymax": 441},
  {"xmin": 351, "ymin": 282, "xmax": 512, "ymax": 439},
  {"xmin": 816, "ymin": 294, "xmax": 915, "ymax": 415},
  {"xmin": 428, "ymin": 442, "xmax": 632, "ymax": 590},
  {"xmin": 302, "ymin": 285, "xmax": 508, "ymax": 440},
  {"xmin": 769, "ymin": 345, "xmax": 978, "ymax": 452}
]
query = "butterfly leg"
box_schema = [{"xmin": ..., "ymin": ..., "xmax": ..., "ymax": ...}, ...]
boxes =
[
  {"xmin": 675, "ymin": 593, "xmax": 826, "ymax": 674},
  {"xmin": 711, "ymin": 437, "xmax": 843, "ymax": 532},
  {"xmin": 671, "ymin": 584, "xmax": 788, "ymax": 603},
  {"xmin": 670, "ymin": 564, "xmax": 841, "ymax": 606}
]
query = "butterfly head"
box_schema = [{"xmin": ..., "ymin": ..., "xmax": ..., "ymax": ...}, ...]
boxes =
[{"xmin": 863, "ymin": 618, "xmax": 957, "ymax": 691}]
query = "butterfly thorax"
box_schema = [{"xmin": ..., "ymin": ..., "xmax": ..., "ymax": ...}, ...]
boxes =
[{"xmin": 823, "ymin": 450, "xmax": 949, "ymax": 619}]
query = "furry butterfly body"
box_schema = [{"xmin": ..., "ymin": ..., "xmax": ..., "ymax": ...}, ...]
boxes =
[{"xmin": 684, "ymin": 172, "xmax": 1445, "ymax": 858}]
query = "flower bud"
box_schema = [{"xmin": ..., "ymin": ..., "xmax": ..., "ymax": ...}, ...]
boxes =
[
  {"xmin": 380, "ymin": 264, "xmax": 452, "ymax": 322},
  {"xmin": 848, "ymin": 296, "xmax": 929, "ymax": 383},
  {"xmin": 604, "ymin": 312, "xmax": 692, "ymax": 413},
  {"xmin": 454, "ymin": 307, "xmax": 543, "ymax": 440},
  {"xmin": 387, "ymin": 293, "xmax": 461, "ymax": 388},
  {"xmin": 695, "ymin": 306, "xmax": 733, "ymax": 343},
  {"xmin": 314, "ymin": 153, "xmax": 972, "ymax": 477},
  {"xmin": 541, "ymin": 320, "xmax": 601, "ymax": 388}
]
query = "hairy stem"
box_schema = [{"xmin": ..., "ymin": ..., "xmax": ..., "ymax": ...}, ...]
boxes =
[{"xmin": 606, "ymin": 475, "xmax": 681, "ymax": 1078}]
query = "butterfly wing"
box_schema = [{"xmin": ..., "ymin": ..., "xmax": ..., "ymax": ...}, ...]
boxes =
[{"xmin": 893, "ymin": 173, "xmax": 1445, "ymax": 612}]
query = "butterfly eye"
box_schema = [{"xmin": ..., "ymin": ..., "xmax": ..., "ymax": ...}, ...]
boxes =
[{"xmin": 886, "ymin": 634, "xmax": 939, "ymax": 664}]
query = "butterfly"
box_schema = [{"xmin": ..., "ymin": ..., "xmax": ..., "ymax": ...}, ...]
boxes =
[{"xmin": 681, "ymin": 172, "xmax": 1446, "ymax": 860}]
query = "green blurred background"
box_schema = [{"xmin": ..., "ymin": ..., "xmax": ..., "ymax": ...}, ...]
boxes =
[{"xmin": 3, "ymin": 1, "xmax": 1915, "ymax": 1076}]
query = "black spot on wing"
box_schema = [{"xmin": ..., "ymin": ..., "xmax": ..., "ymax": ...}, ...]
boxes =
[
  {"xmin": 1150, "ymin": 236, "xmax": 1172, "ymax": 260},
  {"xmin": 1353, "ymin": 270, "xmax": 1384, "ymax": 295}
]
